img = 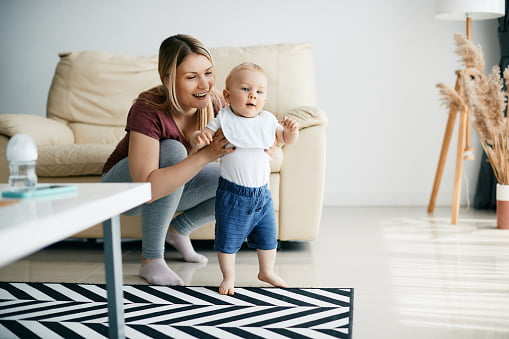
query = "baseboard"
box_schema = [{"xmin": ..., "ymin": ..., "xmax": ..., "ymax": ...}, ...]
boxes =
[{"xmin": 323, "ymin": 191, "xmax": 475, "ymax": 207}]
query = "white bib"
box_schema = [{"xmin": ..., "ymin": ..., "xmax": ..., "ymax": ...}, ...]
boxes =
[
  {"xmin": 217, "ymin": 106, "xmax": 276, "ymax": 148},
  {"xmin": 207, "ymin": 106, "xmax": 279, "ymax": 187}
]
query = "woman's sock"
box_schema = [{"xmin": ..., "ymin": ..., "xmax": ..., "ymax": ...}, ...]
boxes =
[
  {"xmin": 166, "ymin": 232, "xmax": 208, "ymax": 263},
  {"xmin": 139, "ymin": 258, "xmax": 184, "ymax": 286}
]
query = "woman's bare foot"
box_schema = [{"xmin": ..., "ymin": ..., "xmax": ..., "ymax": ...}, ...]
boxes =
[
  {"xmin": 219, "ymin": 277, "xmax": 235, "ymax": 295},
  {"xmin": 258, "ymin": 272, "xmax": 288, "ymax": 288}
]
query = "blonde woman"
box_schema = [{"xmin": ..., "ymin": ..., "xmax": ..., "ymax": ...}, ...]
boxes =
[{"xmin": 102, "ymin": 34, "xmax": 234, "ymax": 285}]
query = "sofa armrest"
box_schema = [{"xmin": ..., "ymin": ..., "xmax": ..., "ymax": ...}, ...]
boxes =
[
  {"xmin": 278, "ymin": 107, "xmax": 327, "ymax": 241},
  {"xmin": 283, "ymin": 105, "xmax": 328, "ymax": 130},
  {"xmin": 0, "ymin": 114, "xmax": 74, "ymax": 146}
]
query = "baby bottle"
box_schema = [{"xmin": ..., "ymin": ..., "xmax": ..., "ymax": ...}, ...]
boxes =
[{"xmin": 6, "ymin": 134, "xmax": 38, "ymax": 192}]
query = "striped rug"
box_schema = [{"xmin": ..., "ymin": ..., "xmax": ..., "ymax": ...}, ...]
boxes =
[{"xmin": 0, "ymin": 282, "xmax": 353, "ymax": 338}]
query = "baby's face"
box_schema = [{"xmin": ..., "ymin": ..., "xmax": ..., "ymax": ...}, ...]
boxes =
[{"xmin": 224, "ymin": 69, "xmax": 267, "ymax": 118}]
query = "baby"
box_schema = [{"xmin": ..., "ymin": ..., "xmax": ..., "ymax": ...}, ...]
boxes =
[{"xmin": 191, "ymin": 62, "xmax": 299, "ymax": 295}]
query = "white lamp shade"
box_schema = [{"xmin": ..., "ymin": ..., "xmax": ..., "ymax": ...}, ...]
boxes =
[{"xmin": 435, "ymin": 0, "xmax": 505, "ymax": 20}]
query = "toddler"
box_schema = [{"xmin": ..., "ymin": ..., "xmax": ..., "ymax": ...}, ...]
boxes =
[{"xmin": 191, "ymin": 62, "xmax": 299, "ymax": 295}]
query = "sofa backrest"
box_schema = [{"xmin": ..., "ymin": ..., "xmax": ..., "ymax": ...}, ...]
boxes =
[
  {"xmin": 211, "ymin": 43, "xmax": 316, "ymax": 118},
  {"xmin": 47, "ymin": 51, "xmax": 159, "ymax": 144},
  {"xmin": 47, "ymin": 43, "xmax": 316, "ymax": 144}
]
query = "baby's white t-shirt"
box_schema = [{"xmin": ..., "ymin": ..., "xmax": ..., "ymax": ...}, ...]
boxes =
[{"xmin": 207, "ymin": 106, "xmax": 279, "ymax": 187}]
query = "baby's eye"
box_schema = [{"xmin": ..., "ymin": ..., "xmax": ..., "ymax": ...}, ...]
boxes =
[
  {"xmin": 257, "ymin": 90, "xmax": 264, "ymax": 95},
  {"xmin": 241, "ymin": 87, "xmax": 249, "ymax": 91}
]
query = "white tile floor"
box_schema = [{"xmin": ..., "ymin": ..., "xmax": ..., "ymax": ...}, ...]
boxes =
[{"xmin": 1, "ymin": 206, "xmax": 509, "ymax": 338}]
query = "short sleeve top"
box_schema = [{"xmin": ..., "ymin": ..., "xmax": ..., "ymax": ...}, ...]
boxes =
[{"xmin": 102, "ymin": 88, "xmax": 224, "ymax": 174}]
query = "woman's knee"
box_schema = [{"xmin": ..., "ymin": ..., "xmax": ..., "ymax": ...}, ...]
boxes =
[
  {"xmin": 101, "ymin": 157, "xmax": 132, "ymax": 183},
  {"xmin": 200, "ymin": 163, "xmax": 220, "ymax": 197},
  {"xmin": 159, "ymin": 139, "xmax": 187, "ymax": 168}
]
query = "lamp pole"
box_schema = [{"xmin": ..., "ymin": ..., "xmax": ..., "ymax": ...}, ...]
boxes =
[{"xmin": 466, "ymin": 14, "xmax": 472, "ymax": 40}]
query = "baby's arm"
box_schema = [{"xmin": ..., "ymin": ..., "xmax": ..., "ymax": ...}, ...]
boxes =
[
  {"xmin": 191, "ymin": 128, "xmax": 214, "ymax": 149},
  {"xmin": 276, "ymin": 117, "xmax": 299, "ymax": 144}
]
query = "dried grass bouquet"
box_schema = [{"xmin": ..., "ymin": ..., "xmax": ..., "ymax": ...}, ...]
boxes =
[{"xmin": 437, "ymin": 34, "xmax": 509, "ymax": 184}]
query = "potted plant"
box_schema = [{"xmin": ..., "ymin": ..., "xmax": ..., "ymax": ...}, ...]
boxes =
[{"xmin": 437, "ymin": 34, "xmax": 509, "ymax": 229}]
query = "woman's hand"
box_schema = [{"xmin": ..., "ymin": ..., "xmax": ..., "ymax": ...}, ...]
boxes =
[
  {"xmin": 264, "ymin": 142, "xmax": 277, "ymax": 157},
  {"xmin": 198, "ymin": 128, "xmax": 235, "ymax": 161},
  {"xmin": 139, "ymin": 129, "xmax": 233, "ymax": 202}
]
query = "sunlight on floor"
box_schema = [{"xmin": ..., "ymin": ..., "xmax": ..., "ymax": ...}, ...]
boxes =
[{"xmin": 383, "ymin": 213, "xmax": 509, "ymax": 335}]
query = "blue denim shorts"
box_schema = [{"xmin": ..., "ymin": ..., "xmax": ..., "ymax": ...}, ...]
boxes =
[{"xmin": 214, "ymin": 177, "xmax": 277, "ymax": 254}]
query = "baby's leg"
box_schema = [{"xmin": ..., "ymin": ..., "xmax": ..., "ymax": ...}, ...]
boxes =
[
  {"xmin": 217, "ymin": 252, "xmax": 236, "ymax": 295},
  {"xmin": 257, "ymin": 249, "xmax": 288, "ymax": 288}
]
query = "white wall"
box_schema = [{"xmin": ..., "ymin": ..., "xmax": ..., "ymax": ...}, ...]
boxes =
[{"xmin": 0, "ymin": 0, "xmax": 501, "ymax": 207}]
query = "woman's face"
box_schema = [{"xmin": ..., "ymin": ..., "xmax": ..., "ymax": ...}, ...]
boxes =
[{"xmin": 174, "ymin": 53, "xmax": 215, "ymax": 114}]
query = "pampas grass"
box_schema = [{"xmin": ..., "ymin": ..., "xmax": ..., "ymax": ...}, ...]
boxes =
[
  {"xmin": 437, "ymin": 34, "xmax": 509, "ymax": 184},
  {"xmin": 454, "ymin": 34, "xmax": 485, "ymax": 72}
]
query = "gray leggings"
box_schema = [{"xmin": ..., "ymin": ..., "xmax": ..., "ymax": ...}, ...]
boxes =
[{"xmin": 101, "ymin": 139, "xmax": 219, "ymax": 259}]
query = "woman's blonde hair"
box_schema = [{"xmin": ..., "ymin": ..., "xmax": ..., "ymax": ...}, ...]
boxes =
[{"xmin": 139, "ymin": 34, "xmax": 216, "ymax": 130}]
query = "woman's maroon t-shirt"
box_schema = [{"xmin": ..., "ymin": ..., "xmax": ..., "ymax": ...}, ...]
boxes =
[
  {"xmin": 102, "ymin": 89, "xmax": 224, "ymax": 174},
  {"xmin": 102, "ymin": 93, "xmax": 188, "ymax": 174}
]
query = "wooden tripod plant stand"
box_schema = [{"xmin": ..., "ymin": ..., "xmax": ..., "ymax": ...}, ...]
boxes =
[
  {"xmin": 428, "ymin": 68, "xmax": 474, "ymax": 225},
  {"xmin": 429, "ymin": 0, "xmax": 505, "ymax": 224},
  {"xmin": 428, "ymin": 18, "xmax": 477, "ymax": 224}
]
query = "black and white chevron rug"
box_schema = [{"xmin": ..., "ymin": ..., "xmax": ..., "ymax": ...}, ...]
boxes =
[{"xmin": 0, "ymin": 282, "xmax": 353, "ymax": 338}]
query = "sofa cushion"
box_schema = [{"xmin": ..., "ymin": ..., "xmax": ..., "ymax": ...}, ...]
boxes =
[
  {"xmin": 69, "ymin": 123, "xmax": 126, "ymax": 145},
  {"xmin": 47, "ymin": 51, "xmax": 160, "ymax": 128},
  {"xmin": 36, "ymin": 142, "xmax": 282, "ymax": 177},
  {"xmin": 37, "ymin": 144, "xmax": 115, "ymax": 177},
  {"xmin": 0, "ymin": 114, "xmax": 74, "ymax": 146}
]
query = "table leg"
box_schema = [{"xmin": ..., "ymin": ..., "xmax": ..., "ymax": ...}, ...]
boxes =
[{"xmin": 103, "ymin": 216, "xmax": 125, "ymax": 339}]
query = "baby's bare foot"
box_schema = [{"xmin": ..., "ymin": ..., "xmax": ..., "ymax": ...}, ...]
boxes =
[
  {"xmin": 219, "ymin": 278, "xmax": 235, "ymax": 295},
  {"xmin": 258, "ymin": 272, "xmax": 288, "ymax": 288}
]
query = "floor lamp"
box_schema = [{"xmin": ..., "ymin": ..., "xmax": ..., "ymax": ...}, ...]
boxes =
[{"xmin": 428, "ymin": 0, "xmax": 505, "ymax": 224}]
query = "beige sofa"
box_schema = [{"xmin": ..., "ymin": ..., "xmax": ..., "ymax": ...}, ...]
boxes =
[{"xmin": 0, "ymin": 43, "xmax": 327, "ymax": 241}]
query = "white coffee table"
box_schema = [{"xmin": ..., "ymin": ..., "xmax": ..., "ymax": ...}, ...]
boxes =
[{"xmin": 0, "ymin": 182, "xmax": 151, "ymax": 339}]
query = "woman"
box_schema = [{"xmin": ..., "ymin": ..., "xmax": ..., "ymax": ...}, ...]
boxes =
[{"xmin": 101, "ymin": 34, "xmax": 234, "ymax": 285}]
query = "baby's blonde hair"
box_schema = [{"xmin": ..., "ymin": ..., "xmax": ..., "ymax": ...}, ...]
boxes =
[{"xmin": 225, "ymin": 62, "xmax": 266, "ymax": 89}]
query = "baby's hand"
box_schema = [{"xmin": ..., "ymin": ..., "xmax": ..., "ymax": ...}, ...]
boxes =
[
  {"xmin": 194, "ymin": 130, "xmax": 214, "ymax": 148},
  {"xmin": 278, "ymin": 117, "xmax": 299, "ymax": 145},
  {"xmin": 280, "ymin": 117, "xmax": 298, "ymax": 132}
]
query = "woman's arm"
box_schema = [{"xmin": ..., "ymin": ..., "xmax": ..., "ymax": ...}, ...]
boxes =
[{"xmin": 129, "ymin": 129, "xmax": 232, "ymax": 202}]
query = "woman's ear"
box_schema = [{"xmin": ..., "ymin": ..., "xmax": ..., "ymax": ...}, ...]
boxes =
[{"xmin": 223, "ymin": 88, "xmax": 231, "ymax": 104}]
